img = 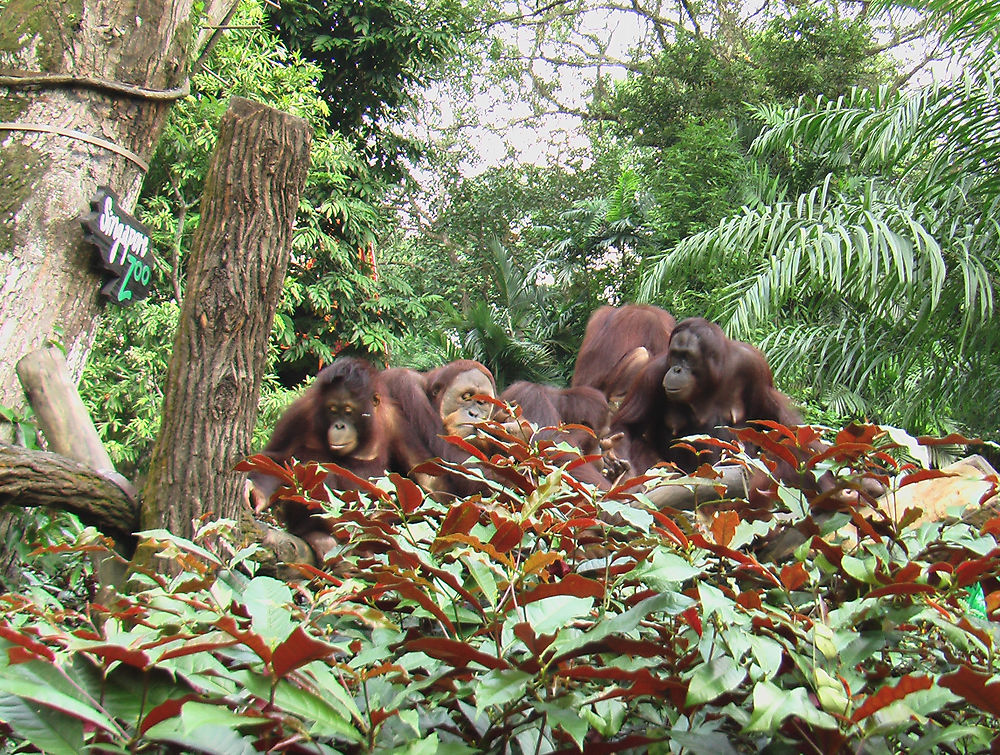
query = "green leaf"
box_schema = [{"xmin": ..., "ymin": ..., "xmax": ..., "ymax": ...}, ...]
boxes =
[
  {"xmin": 745, "ymin": 680, "xmax": 838, "ymax": 732},
  {"xmin": 474, "ymin": 669, "xmax": 534, "ymax": 716},
  {"xmin": 747, "ymin": 635, "xmax": 784, "ymax": 680},
  {"xmin": 143, "ymin": 702, "xmax": 268, "ymax": 755},
  {"xmin": 686, "ymin": 656, "xmax": 748, "ymax": 706},
  {"xmin": 241, "ymin": 577, "xmax": 298, "ymax": 644},
  {"xmin": 630, "ymin": 550, "xmax": 702, "ymax": 588},
  {"xmin": 520, "ymin": 595, "xmax": 594, "ymax": 635},
  {"xmin": 841, "ymin": 554, "xmax": 878, "ymax": 584},
  {"xmin": 598, "ymin": 500, "xmax": 653, "ymax": 532},
  {"xmin": 537, "ymin": 700, "xmax": 589, "ymax": 749},
  {"xmin": 0, "ymin": 694, "xmax": 84, "ymax": 755},
  {"xmin": 0, "ymin": 661, "xmax": 121, "ymax": 737}
]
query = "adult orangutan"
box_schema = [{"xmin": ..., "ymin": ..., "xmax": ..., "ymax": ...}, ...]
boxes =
[
  {"xmin": 608, "ymin": 318, "xmax": 800, "ymax": 476},
  {"xmin": 381, "ymin": 360, "xmax": 498, "ymax": 496},
  {"xmin": 571, "ymin": 304, "xmax": 676, "ymax": 410},
  {"xmin": 248, "ymin": 357, "xmax": 417, "ymax": 559}
]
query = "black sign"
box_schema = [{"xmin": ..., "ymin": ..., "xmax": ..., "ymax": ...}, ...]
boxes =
[{"xmin": 82, "ymin": 186, "xmax": 154, "ymax": 306}]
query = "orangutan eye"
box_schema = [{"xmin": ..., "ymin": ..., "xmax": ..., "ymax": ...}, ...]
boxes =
[{"xmin": 462, "ymin": 392, "xmax": 473, "ymax": 401}]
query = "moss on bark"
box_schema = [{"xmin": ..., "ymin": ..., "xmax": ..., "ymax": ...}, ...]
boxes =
[
  {"xmin": 0, "ymin": 0, "xmax": 82, "ymax": 70},
  {"xmin": 0, "ymin": 142, "xmax": 49, "ymax": 251}
]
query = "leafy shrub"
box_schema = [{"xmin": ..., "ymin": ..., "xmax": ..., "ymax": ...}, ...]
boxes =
[{"xmin": 1, "ymin": 424, "xmax": 998, "ymax": 753}]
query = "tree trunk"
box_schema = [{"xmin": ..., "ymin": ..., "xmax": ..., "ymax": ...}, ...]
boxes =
[
  {"xmin": 0, "ymin": 0, "xmax": 195, "ymax": 427},
  {"xmin": 141, "ymin": 97, "xmax": 311, "ymax": 538}
]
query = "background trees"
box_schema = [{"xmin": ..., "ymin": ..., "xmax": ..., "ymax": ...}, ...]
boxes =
[{"xmin": 14, "ymin": 0, "xmax": 996, "ymax": 478}]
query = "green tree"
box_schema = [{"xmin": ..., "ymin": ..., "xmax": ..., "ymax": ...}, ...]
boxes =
[
  {"xmin": 266, "ymin": 0, "xmax": 478, "ymax": 180},
  {"xmin": 82, "ymin": 1, "xmax": 442, "ymax": 472},
  {"xmin": 640, "ymin": 28, "xmax": 1000, "ymax": 436}
]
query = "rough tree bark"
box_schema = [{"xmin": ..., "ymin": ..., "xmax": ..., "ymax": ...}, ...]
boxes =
[
  {"xmin": 0, "ymin": 0, "xmax": 195, "ymax": 423},
  {"xmin": 141, "ymin": 97, "xmax": 311, "ymax": 538}
]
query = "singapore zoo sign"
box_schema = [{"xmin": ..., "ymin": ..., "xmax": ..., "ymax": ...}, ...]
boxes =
[{"xmin": 82, "ymin": 187, "xmax": 155, "ymax": 306}]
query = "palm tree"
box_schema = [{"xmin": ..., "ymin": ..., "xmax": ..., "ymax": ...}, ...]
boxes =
[{"xmin": 640, "ymin": 4, "xmax": 1000, "ymax": 438}]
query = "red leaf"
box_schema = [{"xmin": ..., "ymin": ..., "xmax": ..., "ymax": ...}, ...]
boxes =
[
  {"xmin": 710, "ymin": 510, "xmax": 739, "ymax": 547},
  {"xmin": 235, "ymin": 453, "xmax": 291, "ymax": 480},
  {"xmin": 214, "ymin": 616, "xmax": 272, "ymax": 664},
  {"xmin": 835, "ymin": 424, "xmax": 881, "ymax": 446},
  {"xmin": 980, "ymin": 516, "xmax": 1000, "ymax": 537},
  {"xmin": 321, "ymin": 462, "xmax": 386, "ymax": 500},
  {"xmin": 690, "ymin": 534, "xmax": 781, "ymax": 587},
  {"xmin": 851, "ymin": 675, "xmax": 933, "ymax": 723},
  {"xmin": 83, "ymin": 644, "xmax": 150, "ymax": 669},
  {"xmin": 891, "ymin": 562, "xmax": 921, "ymax": 584},
  {"xmin": 405, "ymin": 637, "xmax": 509, "ymax": 670},
  {"xmin": 513, "ymin": 622, "xmax": 555, "ymax": 658},
  {"xmin": 807, "ymin": 442, "xmax": 877, "ymax": 468},
  {"xmin": 780, "ymin": 562, "xmax": 809, "ymax": 591},
  {"xmin": 272, "ymin": 626, "xmax": 335, "ymax": 677},
  {"xmin": 939, "ymin": 665, "xmax": 1000, "ymax": 717},
  {"xmin": 389, "ymin": 473, "xmax": 424, "ymax": 514},
  {"xmin": 442, "ymin": 434, "xmax": 489, "ymax": 463},
  {"xmin": 899, "ymin": 468, "xmax": 948, "ymax": 487},
  {"xmin": 955, "ymin": 554, "xmax": 1000, "ymax": 588},
  {"xmin": 0, "ymin": 625, "xmax": 55, "ymax": 663},
  {"xmin": 385, "ymin": 579, "xmax": 456, "ymax": 634},
  {"xmin": 140, "ymin": 694, "xmax": 200, "ymax": 734},
  {"xmin": 681, "ymin": 606, "xmax": 703, "ymax": 637},
  {"xmin": 735, "ymin": 428, "xmax": 800, "ymax": 469},
  {"xmin": 489, "ymin": 519, "xmax": 524, "ymax": 553},
  {"xmin": 520, "ymin": 574, "xmax": 605, "ymax": 604},
  {"xmin": 439, "ymin": 500, "xmax": 481, "ymax": 538},
  {"xmin": 809, "ymin": 536, "xmax": 844, "ymax": 568},
  {"xmin": 867, "ymin": 583, "xmax": 937, "ymax": 598},
  {"xmin": 650, "ymin": 511, "xmax": 689, "ymax": 548},
  {"xmin": 369, "ymin": 708, "xmax": 397, "ymax": 729},
  {"xmin": 736, "ymin": 590, "xmax": 762, "ymax": 610}
]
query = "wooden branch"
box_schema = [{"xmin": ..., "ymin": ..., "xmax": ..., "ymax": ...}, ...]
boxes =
[
  {"xmin": 0, "ymin": 445, "xmax": 137, "ymax": 540},
  {"xmin": 644, "ymin": 465, "xmax": 749, "ymax": 511},
  {"xmin": 18, "ymin": 350, "xmax": 109, "ymax": 469}
]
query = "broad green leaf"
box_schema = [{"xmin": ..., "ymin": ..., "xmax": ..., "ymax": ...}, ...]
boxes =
[
  {"xmin": 747, "ymin": 635, "xmax": 784, "ymax": 680},
  {"xmin": 668, "ymin": 729, "xmax": 742, "ymax": 755},
  {"xmin": 464, "ymin": 554, "xmax": 499, "ymax": 610},
  {"xmin": 598, "ymin": 500, "xmax": 653, "ymax": 532},
  {"xmin": 241, "ymin": 576, "xmax": 297, "ymax": 644},
  {"xmin": 474, "ymin": 669, "xmax": 533, "ymax": 716},
  {"xmin": 841, "ymin": 554, "xmax": 878, "ymax": 584},
  {"xmin": 0, "ymin": 694, "xmax": 84, "ymax": 755},
  {"xmin": 698, "ymin": 581, "xmax": 736, "ymax": 621},
  {"xmin": 686, "ymin": 656, "xmax": 747, "ymax": 705},
  {"xmin": 0, "ymin": 662, "xmax": 120, "ymax": 736},
  {"xmin": 537, "ymin": 700, "xmax": 589, "ymax": 749},
  {"xmin": 745, "ymin": 681, "xmax": 838, "ymax": 732},
  {"xmin": 521, "ymin": 595, "xmax": 594, "ymax": 635},
  {"xmin": 631, "ymin": 550, "xmax": 702, "ymax": 589},
  {"xmin": 144, "ymin": 702, "xmax": 269, "ymax": 755}
]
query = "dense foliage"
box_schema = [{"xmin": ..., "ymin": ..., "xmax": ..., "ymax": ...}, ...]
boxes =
[
  {"xmin": 1, "ymin": 422, "xmax": 998, "ymax": 752},
  {"xmin": 81, "ymin": 0, "xmax": 451, "ymax": 473}
]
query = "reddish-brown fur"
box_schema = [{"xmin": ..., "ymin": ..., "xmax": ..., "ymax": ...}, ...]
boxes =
[
  {"xmin": 250, "ymin": 357, "xmax": 419, "ymax": 557},
  {"xmin": 500, "ymin": 381, "xmax": 611, "ymax": 488},
  {"xmin": 609, "ymin": 318, "xmax": 800, "ymax": 475},
  {"xmin": 571, "ymin": 304, "xmax": 676, "ymax": 405},
  {"xmin": 384, "ymin": 360, "xmax": 498, "ymax": 497}
]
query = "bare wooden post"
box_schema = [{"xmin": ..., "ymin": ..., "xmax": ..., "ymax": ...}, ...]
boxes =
[
  {"xmin": 16, "ymin": 347, "xmax": 135, "ymax": 585},
  {"xmin": 16, "ymin": 349, "xmax": 131, "ymax": 490},
  {"xmin": 141, "ymin": 98, "xmax": 312, "ymax": 538}
]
